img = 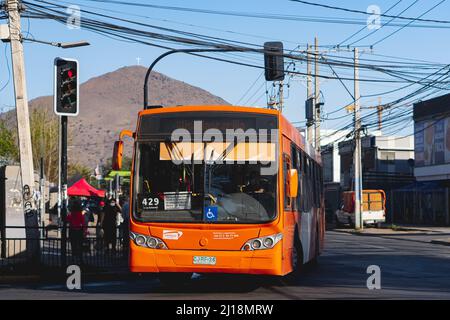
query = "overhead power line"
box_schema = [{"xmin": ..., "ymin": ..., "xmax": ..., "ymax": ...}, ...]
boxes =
[
  {"xmin": 371, "ymin": 0, "xmax": 447, "ymax": 46},
  {"xmin": 24, "ymin": 0, "xmax": 450, "ymax": 87},
  {"xmin": 43, "ymin": 0, "xmax": 450, "ymax": 30},
  {"xmin": 347, "ymin": 0, "xmax": 418, "ymax": 46},
  {"xmin": 337, "ymin": 0, "xmax": 403, "ymax": 47},
  {"xmin": 290, "ymin": 0, "xmax": 450, "ymax": 24}
]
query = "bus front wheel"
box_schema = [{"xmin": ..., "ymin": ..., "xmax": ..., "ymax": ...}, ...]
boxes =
[{"xmin": 284, "ymin": 239, "xmax": 304, "ymax": 283}]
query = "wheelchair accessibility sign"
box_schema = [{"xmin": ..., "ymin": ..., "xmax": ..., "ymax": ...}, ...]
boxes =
[{"xmin": 204, "ymin": 206, "xmax": 218, "ymax": 222}]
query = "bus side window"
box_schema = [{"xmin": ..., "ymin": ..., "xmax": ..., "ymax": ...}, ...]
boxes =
[
  {"xmin": 315, "ymin": 163, "xmax": 320, "ymax": 207},
  {"xmin": 291, "ymin": 144, "xmax": 299, "ymax": 212},
  {"xmin": 307, "ymin": 157, "xmax": 313, "ymax": 211},
  {"xmin": 312, "ymin": 162, "xmax": 317, "ymax": 207},
  {"xmin": 318, "ymin": 164, "xmax": 323, "ymax": 204},
  {"xmin": 283, "ymin": 154, "xmax": 292, "ymax": 210},
  {"xmin": 294, "ymin": 148, "xmax": 302, "ymax": 213},
  {"xmin": 302, "ymin": 154, "xmax": 309, "ymax": 212},
  {"xmin": 298, "ymin": 151, "xmax": 304, "ymax": 212},
  {"xmin": 311, "ymin": 162, "xmax": 315, "ymax": 207}
]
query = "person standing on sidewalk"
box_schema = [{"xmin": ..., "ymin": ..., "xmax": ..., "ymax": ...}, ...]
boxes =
[
  {"xmin": 101, "ymin": 198, "xmax": 121, "ymax": 253},
  {"xmin": 120, "ymin": 196, "xmax": 130, "ymax": 255},
  {"xmin": 95, "ymin": 200, "xmax": 105, "ymax": 250},
  {"xmin": 67, "ymin": 198, "xmax": 86, "ymax": 264}
]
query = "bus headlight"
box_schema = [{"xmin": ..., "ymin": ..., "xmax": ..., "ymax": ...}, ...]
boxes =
[
  {"xmin": 130, "ymin": 231, "xmax": 168, "ymax": 249},
  {"xmin": 241, "ymin": 233, "xmax": 282, "ymax": 251}
]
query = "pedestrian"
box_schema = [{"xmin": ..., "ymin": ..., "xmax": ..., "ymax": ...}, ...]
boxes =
[
  {"xmin": 101, "ymin": 197, "xmax": 121, "ymax": 252},
  {"xmin": 67, "ymin": 197, "xmax": 85, "ymax": 264},
  {"xmin": 120, "ymin": 196, "xmax": 130, "ymax": 254},
  {"xmin": 95, "ymin": 199, "xmax": 105, "ymax": 251}
]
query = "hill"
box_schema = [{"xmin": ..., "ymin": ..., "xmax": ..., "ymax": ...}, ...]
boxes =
[{"xmin": 1, "ymin": 65, "xmax": 229, "ymax": 169}]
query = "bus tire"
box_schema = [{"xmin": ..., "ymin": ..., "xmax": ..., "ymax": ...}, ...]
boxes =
[
  {"xmin": 158, "ymin": 272, "xmax": 193, "ymax": 286},
  {"xmin": 310, "ymin": 226, "xmax": 320, "ymax": 266},
  {"xmin": 284, "ymin": 235, "xmax": 304, "ymax": 283}
]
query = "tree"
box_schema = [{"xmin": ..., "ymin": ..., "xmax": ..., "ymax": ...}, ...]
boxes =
[
  {"xmin": 3, "ymin": 107, "xmax": 95, "ymax": 184},
  {"xmin": 29, "ymin": 108, "xmax": 60, "ymax": 183},
  {"xmin": 68, "ymin": 163, "xmax": 93, "ymax": 185},
  {"xmin": 104, "ymin": 155, "xmax": 132, "ymax": 172},
  {"xmin": 0, "ymin": 121, "xmax": 18, "ymax": 163}
]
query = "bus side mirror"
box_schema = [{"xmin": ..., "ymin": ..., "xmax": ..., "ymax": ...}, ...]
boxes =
[
  {"xmin": 289, "ymin": 169, "xmax": 298, "ymax": 198},
  {"xmin": 112, "ymin": 140, "xmax": 123, "ymax": 171}
]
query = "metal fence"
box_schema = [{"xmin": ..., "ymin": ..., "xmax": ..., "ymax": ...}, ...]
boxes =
[{"xmin": 1, "ymin": 226, "xmax": 127, "ymax": 272}]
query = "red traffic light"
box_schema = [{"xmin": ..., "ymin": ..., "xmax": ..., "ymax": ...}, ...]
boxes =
[{"xmin": 54, "ymin": 58, "xmax": 79, "ymax": 116}]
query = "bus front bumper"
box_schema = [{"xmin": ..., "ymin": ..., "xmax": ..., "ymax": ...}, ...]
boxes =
[{"xmin": 129, "ymin": 242, "xmax": 284, "ymax": 275}]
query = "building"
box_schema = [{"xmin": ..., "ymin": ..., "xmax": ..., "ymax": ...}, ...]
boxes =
[
  {"xmin": 413, "ymin": 93, "xmax": 450, "ymax": 182},
  {"xmin": 338, "ymin": 135, "xmax": 415, "ymax": 191},
  {"xmin": 320, "ymin": 129, "xmax": 351, "ymax": 219},
  {"xmin": 392, "ymin": 93, "xmax": 450, "ymax": 226},
  {"xmin": 321, "ymin": 133, "xmax": 415, "ymax": 223}
]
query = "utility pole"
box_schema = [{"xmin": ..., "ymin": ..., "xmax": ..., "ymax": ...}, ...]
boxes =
[
  {"xmin": 314, "ymin": 37, "xmax": 321, "ymax": 151},
  {"xmin": 6, "ymin": 0, "xmax": 40, "ymax": 253},
  {"xmin": 353, "ymin": 48, "xmax": 363, "ymax": 230},
  {"xmin": 278, "ymin": 80, "xmax": 284, "ymax": 111},
  {"xmin": 377, "ymin": 97, "xmax": 383, "ymax": 132},
  {"xmin": 306, "ymin": 44, "xmax": 313, "ymax": 145},
  {"xmin": 39, "ymin": 157, "xmax": 45, "ymax": 237}
]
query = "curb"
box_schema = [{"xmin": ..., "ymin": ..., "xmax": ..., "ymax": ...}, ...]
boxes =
[
  {"xmin": 0, "ymin": 275, "xmax": 41, "ymax": 284},
  {"xmin": 0, "ymin": 269, "xmax": 133, "ymax": 285},
  {"xmin": 332, "ymin": 229, "xmax": 394, "ymax": 236},
  {"xmin": 332, "ymin": 228, "xmax": 431, "ymax": 237},
  {"xmin": 430, "ymin": 239, "xmax": 450, "ymax": 247},
  {"xmin": 328, "ymin": 228, "xmax": 437, "ymax": 236}
]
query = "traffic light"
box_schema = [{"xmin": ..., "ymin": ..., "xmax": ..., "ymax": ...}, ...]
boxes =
[
  {"xmin": 54, "ymin": 58, "xmax": 79, "ymax": 116},
  {"xmin": 263, "ymin": 42, "xmax": 285, "ymax": 81}
]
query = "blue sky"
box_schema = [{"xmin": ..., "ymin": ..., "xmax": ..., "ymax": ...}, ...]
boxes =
[{"xmin": 1, "ymin": 0, "xmax": 449, "ymax": 135}]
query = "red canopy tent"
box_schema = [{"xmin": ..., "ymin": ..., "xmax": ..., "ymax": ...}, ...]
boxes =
[{"xmin": 67, "ymin": 178, "xmax": 105, "ymax": 198}]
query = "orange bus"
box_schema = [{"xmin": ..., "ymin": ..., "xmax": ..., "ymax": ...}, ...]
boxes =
[{"xmin": 113, "ymin": 105, "xmax": 325, "ymax": 281}]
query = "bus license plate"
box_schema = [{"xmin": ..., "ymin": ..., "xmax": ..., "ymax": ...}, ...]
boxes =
[{"xmin": 193, "ymin": 256, "xmax": 216, "ymax": 265}]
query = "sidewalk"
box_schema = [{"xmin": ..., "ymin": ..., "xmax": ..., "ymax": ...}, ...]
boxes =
[
  {"xmin": 0, "ymin": 265, "xmax": 132, "ymax": 285},
  {"xmin": 332, "ymin": 223, "xmax": 450, "ymax": 246}
]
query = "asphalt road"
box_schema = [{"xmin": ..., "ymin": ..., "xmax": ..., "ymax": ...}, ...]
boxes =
[{"xmin": 1, "ymin": 230, "xmax": 449, "ymax": 299}]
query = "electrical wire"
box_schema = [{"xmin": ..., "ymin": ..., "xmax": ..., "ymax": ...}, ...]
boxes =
[
  {"xmin": 347, "ymin": 0, "xmax": 418, "ymax": 46},
  {"xmin": 337, "ymin": 0, "xmax": 403, "ymax": 47},
  {"xmin": 290, "ymin": 0, "xmax": 450, "ymax": 24}
]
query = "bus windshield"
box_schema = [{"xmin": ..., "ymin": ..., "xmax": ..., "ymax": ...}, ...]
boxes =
[{"xmin": 133, "ymin": 112, "xmax": 278, "ymax": 224}]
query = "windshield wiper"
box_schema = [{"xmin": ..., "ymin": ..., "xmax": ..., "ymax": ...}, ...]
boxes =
[{"xmin": 164, "ymin": 140, "xmax": 194, "ymax": 178}]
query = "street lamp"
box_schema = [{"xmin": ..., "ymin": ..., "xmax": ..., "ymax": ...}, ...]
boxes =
[
  {"xmin": 57, "ymin": 41, "xmax": 90, "ymax": 49},
  {"xmin": 23, "ymin": 38, "xmax": 90, "ymax": 49}
]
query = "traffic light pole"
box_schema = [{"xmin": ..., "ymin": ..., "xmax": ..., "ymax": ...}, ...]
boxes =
[
  {"xmin": 6, "ymin": 0, "xmax": 40, "ymax": 257},
  {"xmin": 60, "ymin": 115, "xmax": 68, "ymax": 266}
]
